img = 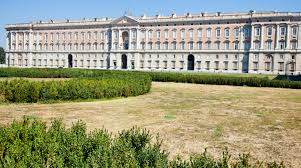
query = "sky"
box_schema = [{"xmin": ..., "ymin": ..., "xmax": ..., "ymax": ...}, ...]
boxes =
[{"xmin": 1, "ymin": 0, "xmax": 301, "ymax": 48}]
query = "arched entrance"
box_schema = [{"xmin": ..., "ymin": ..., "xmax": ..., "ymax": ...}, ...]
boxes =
[
  {"xmin": 68, "ymin": 54, "xmax": 73, "ymax": 68},
  {"xmin": 121, "ymin": 54, "xmax": 127, "ymax": 69},
  {"xmin": 122, "ymin": 31, "xmax": 129, "ymax": 50},
  {"xmin": 187, "ymin": 54, "xmax": 195, "ymax": 70}
]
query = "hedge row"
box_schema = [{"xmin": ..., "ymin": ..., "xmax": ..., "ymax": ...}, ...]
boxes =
[
  {"xmin": 142, "ymin": 72, "xmax": 301, "ymax": 89},
  {"xmin": 0, "ymin": 77, "xmax": 151, "ymax": 103},
  {"xmin": 0, "ymin": 117, "xmax": 285, "ymax": 168},
  {"xmin": 0, "ymin": 68, "xmax": 300, "ymax": 89}
]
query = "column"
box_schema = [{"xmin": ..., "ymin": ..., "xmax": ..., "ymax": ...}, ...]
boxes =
[
  {"xmin": 6, "ymin": 32, "xmax": 9, "ymax": 50},
  {"xmin": 275, "ymin": 24, "xmax": 280, "ymax": 49},
  {"xmin": 118, "ymin": 29, "xmax": 121, "ymax": 50},
  {"xmin": 239, "ymin": 26, "xmax": 244, "ymax": 50},
  {"xmin": 297, "ymin": 27, "xmax": 301, "ymax": 49},
  {"xmin": 260, "ymin": 25, "xmax": 264, "ymax": 49},
  {"xmin": 136, "ymin": 28, "xmax": 140, "ymax": 50},
  {"xmin": 15, "ymin": 32, "xmax": 19, "ymax": 50},
  {"xmin": 286, "ymin": 24, "xmax": 291, "ymax": 49},
  {"xmin": 250, "ymin": 25, "xmax": 255, "ymax": 49},
  {"xmin": 128, "ymin": 29, "xmax": 132, "ymax": 50}
]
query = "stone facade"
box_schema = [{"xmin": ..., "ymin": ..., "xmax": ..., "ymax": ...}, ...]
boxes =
[{"xmin": 5, "ymin": 11, "xmax": 301, "ymax": 75}]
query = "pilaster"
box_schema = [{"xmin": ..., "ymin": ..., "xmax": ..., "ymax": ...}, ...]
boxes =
[
  {"xmin": 275, "ymin": 24, "xmax": 280, "ymax": 49},
  {"xmin": 286, "ymin": 24, "xmax": 291, "ymax": 49}
]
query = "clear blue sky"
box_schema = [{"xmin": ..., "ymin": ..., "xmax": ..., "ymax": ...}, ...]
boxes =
[{"xmin": 1, "ymin": 0, "xmax": 301, "ymax": 48}]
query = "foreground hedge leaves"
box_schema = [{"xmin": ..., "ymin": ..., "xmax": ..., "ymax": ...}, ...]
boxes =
[
  {"xmin": 0, "ymin": 117, "xmax": 285, "ymax": 168},
  {"xmin": 0, "ymin": 77, "xmax": 151, "ymax": 103}
]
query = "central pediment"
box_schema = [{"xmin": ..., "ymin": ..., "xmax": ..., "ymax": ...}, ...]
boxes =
[{"xmin": 111, "ymin": 16, "xmax": 139, "ymax": 26}]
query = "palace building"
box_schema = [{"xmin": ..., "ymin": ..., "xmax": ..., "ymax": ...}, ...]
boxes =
[{"xmin": 4, "ymin": 11, "xmax": 301, "ymax": 74}]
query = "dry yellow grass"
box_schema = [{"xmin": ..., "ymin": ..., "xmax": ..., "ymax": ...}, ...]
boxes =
[{"xmin": 0, "ymin": 82, "xmax": 300, "ymax": 167}]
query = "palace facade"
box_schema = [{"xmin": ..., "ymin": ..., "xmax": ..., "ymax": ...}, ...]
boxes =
[{"xmin": 5, "ymin": 11, "xmax": 301, "ymax": 74}]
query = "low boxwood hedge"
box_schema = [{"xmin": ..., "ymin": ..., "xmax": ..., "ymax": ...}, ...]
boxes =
[{"xmin": 0, "ymin": 76, "xmax": 151, "ymax": 103}]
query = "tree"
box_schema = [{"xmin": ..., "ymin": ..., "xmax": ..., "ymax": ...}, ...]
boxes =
[{"xmin": 0, "ymin": 47, "xmax": 5, "ymax": 64}]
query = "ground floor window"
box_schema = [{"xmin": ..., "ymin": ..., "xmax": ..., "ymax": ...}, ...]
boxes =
[
  {"xmin": 224, "ymin": 61, "xmax": 228, "ymax": 70},
  {"xmin": 278, "ymin": 62, "xmax": 284, "ymax": 72},
  {"xmin": 253, "ymin": 62, "xmax": 258, "ymax": 71}
]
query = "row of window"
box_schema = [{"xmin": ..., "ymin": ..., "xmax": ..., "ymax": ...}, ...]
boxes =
[
  {"xmin": 10, "ymin": 26, "xmax": 299, "ymax": 43},
  {"xmin": 254, "ymin": 26, "xmax": 298, "ymax": 37},
  {"xmin": 252, "ymin": 62, "xmax": 295, "ymax": 72},
  {"xmin": 142, "ymin": 27, "xmax": 245, "ymax": 40}
]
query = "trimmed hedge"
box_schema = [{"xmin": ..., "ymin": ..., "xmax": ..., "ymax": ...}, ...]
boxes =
[
  {"xmin": 0, "ymin": 77, "xmax": 151, "ymax": 103},
  {"xmin": 0, "ymin": 117, "xmax": 285, "ymax": 168},
  {"xmin": 0, "ymin": 68, "xmax": 300, "ymax": 89},
  {"xmin": 142, "ymin": 72, "xmax": 301, "ymax": 89}
]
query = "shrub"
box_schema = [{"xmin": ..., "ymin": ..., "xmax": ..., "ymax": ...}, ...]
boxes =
[
  {"xmin": 0, "ymin": 117, "xmax": 285, "ymax": 167},
  {"xmin": 1, "ymin": 77, "xmax": 151, "ymax": 103}
]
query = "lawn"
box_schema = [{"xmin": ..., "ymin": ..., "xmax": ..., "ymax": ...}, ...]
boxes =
[{"xmin": 0, "ymin": 82, "xmax": 300, "ymax": 167}]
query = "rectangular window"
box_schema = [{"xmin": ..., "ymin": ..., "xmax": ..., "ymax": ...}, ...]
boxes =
[
  {"xmin": 189, "ymin": 30, "xmax": 193, "ymax": 39},
  {"xmin": 224, "ymin": 61, "xmax": 228, "ymax": 70},
  {"xmin": 279, "ymin": 62, "xmax": 284, "ymax": 71},
  {"xmin": 197, "ymin": 29, "xmax": 202, "ymax": 39},
  {"xmin": 225, "ymin": 42, "xmax": 230, "ymax": 50},
  {"xmin": 181, "ymin": 30, "xmax": 185, "ymax": 39},
  {"xmin": 267, "ymin": 41, "xmax": 272, "ymax": 49},
  {"xmin": 225, "ymin": 29, "xmax": 230, "ymax": 37},
  {"xmin": 207, "ymin": 29, "xmax": 211, "ymax": 38},
  {"xmin": 234, "ymin": 42, "xmax": 239, "ymax": 50},
  {"xmin": 206, "ymin": 61, "xmax": 210, "ymax": 70},
  {"xmin": 267, "ymin": 27, "xmax": 272, "ymax": 36},
  {"xmin": 234, "ymin": 28, "xmax": 239, "ymax": 37},
  {"xmin": 172, "ymin": 30, "xmax": 177, "ymax": 39},
  {"xmin": 233, "ymin": 61, "xmax": 238, "ymax": 70},
  {"xmin": 253, "ymin": 62, "xmax": 258, "ymax": 71},
  {"xmin": 280, "ymin": 27, "xmax": 286, "ymax": 36},
  {"xmin": 292, "ymin": 27, "xmax": 297, "ymax": 36},
  {"xmin": 207, "ymin": 42, "xmax": 211, "ymax": 49},
  {"xmin": 198, "ymin": 42, "xmax": 202, "ymax": 49},
  {"xmin": 164, "ymin": 31, "xmax": 168, "ymax": 39},
  {"xmin": 156, "ymin": 31, "xmax": 160, "ymax": 39},
  {"xmin": 216, "ymin": 29, "xmax": 221, "ymax": 37},
  {"xmin": 216, "ymin": 42, "xmax": 220, "ymax": 50},
  {"xmin": 255, "ymin": 27, "xmax": 261, "ymax": 36},
  {"xmin": 189, "ymin": 42, "xmax": 193, "ymax": 50}
]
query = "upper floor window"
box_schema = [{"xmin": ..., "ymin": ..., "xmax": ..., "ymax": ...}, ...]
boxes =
[
  {"xmin": 255, "ymin": 27, "xmax": 261, "ymax": 36},
  {"xmin": 132, "ymin": 31, "xmax": 137, "ymax": 39},
  {"xmin": 88, "ymin": 32, "xmax": 91, "ymax": 40},
  {"xmin": 50, "ymin": 33, "xmax": 54, "ymax": 41},
  {"xmin": 156, "ymin": 31, "xmax": 161, "ymax": 39},
  {"xmin": 68, "ymin": 32, "xmax": 72, "ymax": 40},
  {"xmin": 172, "ymin": 30, "xmax": 177, "ymax": 39},
  {"xmin": 56, "ymin": 33, "xmax": 60, "ymax": 42},
  {"xmin": 113, "ymin": 31, "xmax": 118, "ymax": 39},
  {"xmin": 181, "ymin": 30, "xmax": 185, "ymax": 39},
  {"xmin": 267, "ymin": 27, "xmax": 273, "ymax": 36},
  {"xmin": 292, "ymin": 27, "xmax": 298, "ymax": 36},
  {"xmin": 244, "ymin": 28, "xmax": 249, "ymax": 37},
  {"xmin": 189, "ymin": 29, "xmax": 193, "ymax": 39},
  {"xmin": 148, "ymin": 30, "xmax": 153, "ymax": 40},
  {"xmin": 267, "ymin": 41, "xmax": 273, "ymax": 49},
  {"xmin": 225, "ymin": 28, "xmax": 230, "ymax": 38},
  {"xmin": 164, "ymin": 30, "xmax": 168, "ymax": 39},
  {"xmin": 62, "ymin": 32, "xmax": 66, "ymax": 40},
  {"xmin": 216, "ymin": 29, "xmax": 221, "ymax": 37},
  {"xmin": 280, "ymin": 27, "xmax": 286, "ymax": 36},
  {"xmin": 25, "ymin": 33, "xmax": 29, "ymax": 41},
  {"xmin": 207, "ymin": 28, "xmax": 211, "ymax": 38},
  {"xmin": 234, "ymin": 28, "xmax": 239, "ymax": 38},
  {"xmin": 197, "ymin": 29, "xmax": 202, "ymax": 38},
  {"xmin": 75, "ymin": 32, "xmax": 78, "ymax": 40},
  {"xmin": 225, "ymin": 42, "xmax": 230, "ymax": 50}
]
